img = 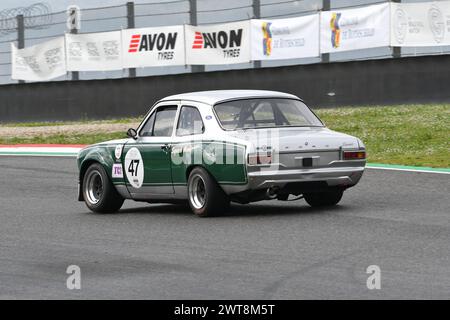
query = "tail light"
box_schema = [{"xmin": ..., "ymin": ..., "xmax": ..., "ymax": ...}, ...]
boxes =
[
  {"xmin": 248, "ymin": 152, "xmax": 272, "ymax": 165},
  {"xmin": 343, "ymin": 150, "xmax": 366, "ymax": 160}
]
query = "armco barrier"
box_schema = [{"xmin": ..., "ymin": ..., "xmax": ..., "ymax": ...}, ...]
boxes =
[{"xmin": 0, "ymin": 54, "xmax": 449, "ymax": 122}]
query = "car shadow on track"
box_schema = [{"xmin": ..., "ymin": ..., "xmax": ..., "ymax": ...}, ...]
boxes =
[{"xmin": 113, "ymin": 201, "xmax": 346, "ymax": 218}]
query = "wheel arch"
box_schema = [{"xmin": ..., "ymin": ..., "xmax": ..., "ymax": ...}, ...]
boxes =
[{"xmin": 185, "ymin": 164, "xmax": 224, "ymax": 190}]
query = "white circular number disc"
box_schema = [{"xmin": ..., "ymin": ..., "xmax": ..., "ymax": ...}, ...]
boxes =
[{"xmin": 124, "ymin": 147, "xmax": 144, "ymax": 188}]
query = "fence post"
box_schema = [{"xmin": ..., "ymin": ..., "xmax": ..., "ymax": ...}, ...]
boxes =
[
  {"xmin": 189, "ymin": 0, "xmax": 205, "ymax": 73},
  {"xmin": 321, "ymin": 0, "xmax": 330, "ymax": 63},
  {"xmin": 391, "ymin": 0, "xmax": 401, "ymax": 59},
  {"xmin": 127, "ymin": 1, "xmax": 136, "ymax": 77},
  {"xmin": 16, "ymin": 14, "xmax": 25, "ymax": 83},
  {"xmin": 252, "ymin": 0, "xmax": 261, "ymax": 69},
  {"xmin": 70, "ymin": 28, "xmax": 79, "ymax": 81}
]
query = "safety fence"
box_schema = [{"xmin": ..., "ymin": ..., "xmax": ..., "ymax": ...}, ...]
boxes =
[{"xmin": 1, "ymin": 0, "xmax": 450, "ymax": 84}]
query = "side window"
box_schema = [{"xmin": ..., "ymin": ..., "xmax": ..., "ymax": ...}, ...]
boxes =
[
  {"xmin": 140, "ymin": 112, "xmax": 156, "ymax": 137},
  {"xmin": 176, "ymin": 106, "xmax": 204, "ymax": 136},
  {"xmin": 153, "ymin": 107, "xmax": 178, "ymax": 137},
  {"xmin": 140, "ymin": 106, "xmax": 177, "ymax": 137}
]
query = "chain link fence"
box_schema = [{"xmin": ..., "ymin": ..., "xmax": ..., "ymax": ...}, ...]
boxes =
[{"xmin": 0, "ymin": 0, "xmax": 449, "ymax": 84}]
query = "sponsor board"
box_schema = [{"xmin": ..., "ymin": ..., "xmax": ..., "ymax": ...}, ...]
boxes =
[
  {"xmin": 185, "ymin": 21, "xmax": 251, "ymax": 65},
  {"xmin": 320, "ymin": 3, "xmax": 390, "ymax": 53},
  {"xmin": 251, "ymin": 14, "xmax": 320, "ymax": 60},
  {"xmin": 122, "ymin": 25, "xmax": 185, "ymax": 67},
  {"xmin": 65, "ymin": 31, "xmax": 122, "ymax": 71},
  {"xmin": 11, "ymin": 37, "xmax": 66, "ymax": 81},
  {"xmin": 391, "ymin": 1, "xmax": 450, "ymax": 47}
]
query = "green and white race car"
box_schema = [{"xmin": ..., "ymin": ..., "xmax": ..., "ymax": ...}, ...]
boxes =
[{"xmin": 77, "ymin": 90, "xmax": 366, "ymax": 217}]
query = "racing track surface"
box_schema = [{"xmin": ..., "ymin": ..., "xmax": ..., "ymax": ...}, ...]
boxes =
[{"xmin": 0, "ymin": 156, "xmax": 449, "ymax": 299}]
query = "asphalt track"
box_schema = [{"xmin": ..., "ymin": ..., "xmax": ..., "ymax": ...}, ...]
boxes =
[{"xmin": 0, "ymin": 156, "xmax": 449, "ymax": 299}]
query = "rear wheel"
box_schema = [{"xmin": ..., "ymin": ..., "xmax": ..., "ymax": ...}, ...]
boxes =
[
  {"xmin": 304, "ymin": 189, "xmax": 343, "ymax": 207},
  {"xmin": 83, "ymin": 163, "xmax": 124, "ymax": 213},
  {"xmin": 187, "ymin": 167, "xmax": 230, "ymax": 217}
]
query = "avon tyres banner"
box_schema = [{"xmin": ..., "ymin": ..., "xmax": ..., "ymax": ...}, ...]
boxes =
[
  {"xmin": 11, "ymin": 37, "xmax": 66, "ymax": 81},
  {"xmin": 65, "ymin": 31, "xmax": 122, "ymax": 71},
  {"xmin": 122, "ymin": 25, "xmax": 185, "ymax": 67},
  {"xmin": 251, "ymin": 15, "xmax": 320, "ymax": 60},
  {"xmin": 320, "ymin": 3, "xmax": 390, "ymax": 53},
  {"xmin": 185, "ymin": 21, "xmax": 251, "ymax": 65},
  {"xmin": 391, "ymin": 1, "xmax": 450, "ymax": 47}
]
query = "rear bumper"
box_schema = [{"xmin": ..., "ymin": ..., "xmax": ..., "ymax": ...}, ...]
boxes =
[
  {"xmin": 248, "ymin": 165, "xmax": 365, "ymax": 190},
  {"xmin": 221, "ymin": 162, "xmax": 365, "ymax": 195}
]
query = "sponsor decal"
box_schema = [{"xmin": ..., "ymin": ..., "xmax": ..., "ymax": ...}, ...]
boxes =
[
  {"xmin": 262, "ymin": 22, "xmax": 273, "ymax": 56},
  {"xmin": 428, "ymin": 5, "xmax": 445, "ymax": 43},
  {"xmin": 330, "ymin": 12, "xmax": 342, "ymax": 48},
  {"xmin": 115, "ymin": 145, "xmax": 123, "ymax": 160},
  {"xmin": 191, "ymin": 29, "xmax": 243, "ymax": 58},
  {"xmin": 124, "ymin": 147, "xmax": 144, "ymax": 188},
  {"xmin": 393, "ymin": 8, "xmax": 408, "ymax": 44},
  {"xmin": 112, "ymin": 163, "xmax": 123, "ymax": 178},
  {"xmin": 128, "ymin": 32, "xmax": 178, "ymax": 60}
]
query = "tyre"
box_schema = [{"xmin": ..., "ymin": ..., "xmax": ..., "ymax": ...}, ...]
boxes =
[
  {"xmin": 82, "ymin": 163, "xmax": 124, "ymax": 213},
  {"xmin": 187, "ymin": 167, "xmax": 230, "ymax": 217},
  {"xmin": 304, "ymin": 189, "xmax": 343, "ymax": 207}
]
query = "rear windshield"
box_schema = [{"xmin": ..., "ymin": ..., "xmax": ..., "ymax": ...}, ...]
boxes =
[{"xmin": 214, "ymin": 98, "xmax": 323, "ymax": 130}]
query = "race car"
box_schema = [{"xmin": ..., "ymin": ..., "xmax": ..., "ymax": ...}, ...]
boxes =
[{"xmin": 77, "ymin": 90, "xmax": 366, "ymax": 216}]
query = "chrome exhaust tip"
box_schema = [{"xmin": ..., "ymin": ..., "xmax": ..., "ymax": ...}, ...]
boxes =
[{"xmin": 266, "ymin": 187, "xmax": 279, "ymax": 199}]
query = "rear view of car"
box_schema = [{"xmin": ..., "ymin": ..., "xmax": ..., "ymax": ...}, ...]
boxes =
[
  {"xmin": 213, "ymin": 96, "xmax": 366, "ymax": 207},
  {"xmin": 77, "ymin": 90, "xmax": 366, "ymax": 217}
]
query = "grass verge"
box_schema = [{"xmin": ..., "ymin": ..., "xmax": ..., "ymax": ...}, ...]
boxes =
[{"xmin": 0, "ymin": 104, "xmax": 448, "ymax": 168}]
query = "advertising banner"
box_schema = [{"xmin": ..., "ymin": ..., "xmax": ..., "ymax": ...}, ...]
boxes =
[
  {"xmin": 185, "ymin": 21, "xmax": 251, "ymax": 65},
  {"xmin": 391, "ymin": 1, "xmax": 450, "ymax": 47},
  {"xmin": 65, "ymin": 31, "xmax": 122, "ymax": 71},
  {"xmin": 320, "ymin": 3, "xmax": 390, "ymax": 53},
  {"xmin": 122, "ymin": 25, "xmax": 185, "ymax": 67},
  {"xmin": 251, "ymin": 14, "xmax": 320, "ymax": 60},
  {"xmin": 11, "ymin": 37, "xmax": 66, "ymax": 81}
]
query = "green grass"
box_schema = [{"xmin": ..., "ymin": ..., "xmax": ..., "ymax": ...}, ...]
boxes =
[
  {"xmin": 316, "ymin": 104, "xmax": 450, "ymax": 168},
  {"xmin": 0, "ymin": 104, "xmax": 448, "ymax": 168},
  {"xmin": 0, "ymin": 132, "xmax": 127, "ymax": 145}
]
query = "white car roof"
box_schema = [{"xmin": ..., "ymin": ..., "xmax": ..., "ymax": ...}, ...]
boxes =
[{"xmin": 159, "ymin": 90, "xmax": 300, "ymax": 106}]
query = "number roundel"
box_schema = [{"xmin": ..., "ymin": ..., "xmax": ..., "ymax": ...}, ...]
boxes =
[{"xmin": 124, "ymin": 147, "xmax": 144, "ymax": 188}]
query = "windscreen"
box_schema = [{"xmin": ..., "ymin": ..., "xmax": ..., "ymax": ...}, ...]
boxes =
[{"xmin": 214, "ymin": 98, "xmax": 323, "ymax": 130}]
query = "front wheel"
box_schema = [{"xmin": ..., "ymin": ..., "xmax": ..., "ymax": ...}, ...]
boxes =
[
  {"xmin": 83, "ymin": 163, "xmax": 124, "ymax": 213},
  {"xmin": 187, "ymin": 167, "xmax": 230, "ymax": 217},
  {"xmin": 304, "ymin": 189, "xmax": 343, "ymax": 207}
]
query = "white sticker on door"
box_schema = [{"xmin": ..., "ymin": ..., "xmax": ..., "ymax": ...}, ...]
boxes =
[
  {"xmin": 124, "ymin": 147, "xmax": 144, "ymax": 188},
  {"xmin": 115, "ymin": 145, "xmax": 123, "ymax": 160}
]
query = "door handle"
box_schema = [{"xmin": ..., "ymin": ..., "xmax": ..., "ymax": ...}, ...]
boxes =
[{"xmin": 161, "ymin": 144, "xmax": 172, "ymax": 152}]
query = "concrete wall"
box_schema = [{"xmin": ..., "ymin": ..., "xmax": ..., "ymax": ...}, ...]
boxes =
[{"xmin": 1, "ymin": 55, "xmax": 449, "ymax": 122}]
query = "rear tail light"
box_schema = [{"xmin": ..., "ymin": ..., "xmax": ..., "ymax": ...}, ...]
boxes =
[
  {"xmin": 248, "ymin": 153, "xmax": 272, "ymax": 165},
  {"xmin": 343, "ymin": 150, "xmax": 366, "ymax": 160}
]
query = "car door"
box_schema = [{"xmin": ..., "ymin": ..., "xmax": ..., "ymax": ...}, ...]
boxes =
[{"xmin": 123, "ymin": 103, "xmax": 179, "ymax": 199}]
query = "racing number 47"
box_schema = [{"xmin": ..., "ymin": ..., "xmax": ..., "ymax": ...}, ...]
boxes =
[{"xmin": 128, "ymin": 159, "xmax": 140, "ymax": 177}]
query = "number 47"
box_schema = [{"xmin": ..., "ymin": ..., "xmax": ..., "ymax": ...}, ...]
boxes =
[{"xmin": 128, "ymin": 160, "xmax": 140, "ymax": 177}]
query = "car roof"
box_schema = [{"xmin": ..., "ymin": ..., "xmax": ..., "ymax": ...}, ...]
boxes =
[{"xmin": 159, "ymin": 90, "xmax": 300, "ymax": 106}]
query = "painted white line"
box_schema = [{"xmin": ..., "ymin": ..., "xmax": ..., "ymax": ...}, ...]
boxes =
[
  {"xmin": 367, "ymin": 166, "xmax": 450, "ymax": 175},
  {"xmin": 0, "ymin": 153, "xmax": 78, "ymax": 157}
]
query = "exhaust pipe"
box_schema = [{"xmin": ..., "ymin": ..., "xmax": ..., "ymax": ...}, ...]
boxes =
[{"xmin": 266, "ymin": 187, "xmax": 279, "ymax": 199}]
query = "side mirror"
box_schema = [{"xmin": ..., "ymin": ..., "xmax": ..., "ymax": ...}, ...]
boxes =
[{"xmin": 127, "ymin": 128, "xmax": 138, "ymax": 140}]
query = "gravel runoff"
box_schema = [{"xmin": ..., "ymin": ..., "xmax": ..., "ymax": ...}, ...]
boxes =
[{"xmin": 0, "ymin": 122, "xmax": 140, "ymax": 139}]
